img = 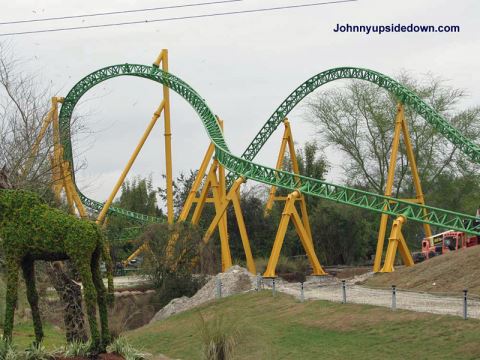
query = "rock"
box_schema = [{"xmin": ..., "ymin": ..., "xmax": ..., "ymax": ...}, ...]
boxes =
[{"xmin": 150, "ymin": 265, "xmax": 255, "ymax": 323}]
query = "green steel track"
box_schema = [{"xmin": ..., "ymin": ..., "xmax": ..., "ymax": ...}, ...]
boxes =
[{"xmin": 58, "ymin": 64, "xmax": 480, "ymax": 236}]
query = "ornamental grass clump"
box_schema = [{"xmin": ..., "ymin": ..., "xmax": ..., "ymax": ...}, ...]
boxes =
[
  {"xmin": 0, "ymin": 336, "xmax": 19, "ymax": 360},
  {"xmin": 197, "ymin": 312, "xmax": 240, "ymax": 360},
  {"xmin": 24, "ymin": 342, "xmax": 55, "ymax": 360},
  {"xmin": 107, "ymin": 336, "xmax": 147, "ymax": 360}
]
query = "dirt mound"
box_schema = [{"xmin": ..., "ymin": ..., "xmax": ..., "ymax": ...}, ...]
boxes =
[
  {"xmin": 365, "ymin": 245, "xmax": 480, "ymax": 296},
  {"xmin": 150, "ymin": 265, "xmax": 255, "ymax": 322}
]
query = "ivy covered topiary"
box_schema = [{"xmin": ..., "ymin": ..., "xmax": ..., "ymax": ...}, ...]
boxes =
[{"xmin": 0, "ymin": 189, "xmax": 114, "ymax": 352}]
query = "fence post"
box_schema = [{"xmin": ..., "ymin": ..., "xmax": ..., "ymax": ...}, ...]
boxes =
[
  {"xmin": 391, "ymin": 285, "xmax": 396, "ymax": 311},
  {"xmin": 255, "ymin": 274, "xmax": 260, "ymax": 292},
  {"xmin": 216, "ymin": 276, "xmax": 222, "ymax": 299},
  {"xmin": 342, "ymin": 280, "xmax": 346, "ymax": 304},
  {"xmin": 463, "ymin": 289, "xmax": 468, "ymax": 320},
  {"xmin": 300, "ymin": 282, "xmax": 304, "ymax": 303},
  {"xmin": 272, "ymin": 278, "xmax": 276, "ymax": 297}
]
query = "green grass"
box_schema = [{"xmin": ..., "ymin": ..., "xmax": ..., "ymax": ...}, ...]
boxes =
[
  {"xmin": 7, "ymin": 322, "xmax": 65, "ymax": 350},
  {"xmin": 3, "ymin": 291, "xmax": 480, "ymax": 359},
  {"xmin": 126, "ymin": 291, "xmax": 480, "ymax": 359}
]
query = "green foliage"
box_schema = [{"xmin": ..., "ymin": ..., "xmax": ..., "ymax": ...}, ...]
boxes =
[
  {"xmin": 118, "ymin": 177, "xmax": 162, "ymax": 217},
  {"xmin": 0, "ymin": 189, "xmax": 113, "ymax": 351},
  {"xmin": 62, "ymin": 340, "xmax": 91, "ymax": 357},
  {"xmin": 107, "ymin": 176, "xmax": 164, "ymax": 263},
  {"xmin": 107, "ymin": 336, "xmax": 146, "ymax": 360},
  {"xmin": 0, "ymin": 337, "xmax": 18, "ymax": 360},
  {"xmin": 24, "ymin": 342, "xmax": 53, "ymax": 360},
  {"xmin": 310, "ymin": 202, "xmax": 377, "ymax": 265},
  {"xmin": 140, "ymin": 222, "xmax": 206, "ymax": 309},
  {"xmin": 227, "ymin": 187, "xmax": 277, "ymax": 259},
  {"xmin": 159, "ymin": 170, "xmax": 198, "ymax": 217}
]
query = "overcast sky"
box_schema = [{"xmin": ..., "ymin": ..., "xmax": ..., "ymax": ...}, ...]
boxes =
[{"xmin": 1, "ymin": 0, "xmax": 479, "ymax": 206}]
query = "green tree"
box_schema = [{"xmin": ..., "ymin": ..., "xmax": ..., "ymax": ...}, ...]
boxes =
[
  {"xmin": 106, "ymin": 176, "xmax": 164, "ymax": 262},
  {"xmin": 140, "ymin": 222, "xmax": 206, "ymax": 309}
]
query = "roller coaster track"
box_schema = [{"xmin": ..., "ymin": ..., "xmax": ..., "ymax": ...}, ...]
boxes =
[{"xmin": 59, "ymin": 64, "xmax": 480, "ymax": 235}]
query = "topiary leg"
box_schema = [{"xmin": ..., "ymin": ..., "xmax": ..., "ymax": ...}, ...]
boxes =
[
  {"xmin": 91, "ymin": 247, "xmax": 111, "ymax": 348},
  {"xmin": 74, "ymin": 258, "xmax": 100, "ymax": 351},
  {"xmin": 21, "ymin": 258, "xmax": 44, "ymax": 343},
  {"xmin": 3, "ymin": 258, "xmax": 19, "ymax": 341}
]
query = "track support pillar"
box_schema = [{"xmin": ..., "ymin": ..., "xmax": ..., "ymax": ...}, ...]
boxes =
[
  {"xmin": 380, "ymin": 215, "xmax": 414, "ymax": 272},
  {"xmin": 374, "ymin": 103, "xmax": 431, "ymax": 272},
  {"xmin": 263, "ymin": 190, "xmax": 325, "ymax": 278}
]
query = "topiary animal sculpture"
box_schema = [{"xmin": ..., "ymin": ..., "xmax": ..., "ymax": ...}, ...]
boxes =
[{"xmin": 0, "ymin": 169, "xmax": 114, "ymax": 352}]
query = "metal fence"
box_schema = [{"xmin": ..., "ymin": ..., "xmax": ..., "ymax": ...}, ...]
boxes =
[{"xmin": 250, "ymin": 275, "xmax": 480, "ymax": 320}]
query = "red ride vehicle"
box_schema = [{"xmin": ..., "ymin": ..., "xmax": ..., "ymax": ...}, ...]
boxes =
[
  {"xmin": 412, "ymin": 208, "xmax": 480, "ymax": 263},
  {"xmin": 419, "ymin": 231, "xmax": 479, "ymax": 260}
]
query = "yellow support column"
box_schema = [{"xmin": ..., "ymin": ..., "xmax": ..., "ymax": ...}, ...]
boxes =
[
  {"xmin": 373, "ymin": 106, "xmax": 403, "ymax": 272},
  {"xmin": 203, "ymin": 177, "xmax": 256, "ymax": 274},
  {"xmin": 208, "ymin": 160, "xmax": 232, "ymax": 271},
  {"xmin": 373, "ymin": 103, "xmax": 431, "ymax": 272},
  {"xmin": 156, "ymin": 49, "xmax": 174, "ymax": 225},
  {"xmin": 96, "ymin": 101, "xmax": 165, "ymax": 224},
  {"xmin": 264, "ymin": 191, "xmax": 325, "ymax": 278},
  {"xmin": 380, "ymin": 215, "xmax": 414, "ymax": 272},
  {"xmin": 178, "ymin": 143, "xmax": 215, "ymax": 221},
  {"xmin": 401, "ymin": 112, "xmax": 432, "ymax": 239}
]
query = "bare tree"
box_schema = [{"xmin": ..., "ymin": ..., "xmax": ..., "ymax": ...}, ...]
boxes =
[
  {"xmin": 306, "ymin": 73, "xmax": 480, "ymax": 197},
  {"xmin": 0, "ymin": 43, "xmax": 88, "ymax": 341}
]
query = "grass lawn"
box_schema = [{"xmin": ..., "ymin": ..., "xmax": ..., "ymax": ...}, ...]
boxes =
[
  {"xmin": 4, "ymin": 322, "xmax": 65, "ymax": 351},
  {"xmin": 126, "ymin": 291, "xmax": 480, "ymax": 359}
]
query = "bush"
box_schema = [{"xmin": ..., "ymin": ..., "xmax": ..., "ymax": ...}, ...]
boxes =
[{"xmin": 140, "ymin": 222, "xmax": 207, "ymax": 309}]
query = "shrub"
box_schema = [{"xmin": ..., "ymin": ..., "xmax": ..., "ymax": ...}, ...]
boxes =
[{"xmin": 140, "ymin": 222, "xmax": 206, "ymax": 309}]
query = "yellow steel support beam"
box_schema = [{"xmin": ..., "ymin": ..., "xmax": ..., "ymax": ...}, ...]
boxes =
[
  {"xmin": 191, "ymin": 160, "xmax": 217, "ymax": 225},
  {"xmin": 380, "ymin": 215, "xmax": 414, "ymax": 272},
  {"xmin": 207, "ymin": 160, "xmax": 232, "ymax": 271},
  {"xmin": 401, "ymin": 110, "xmax": 432, "ymax": 240},
  {"xmin": 159, "ymin": 49, "xmax": 174, "ymax": 225},
  {"xmin": 373, "ymin": 103, "xmax": 431, "ymax": 272},
  {"xmin": 176, "ymin": 117, "xmax": 255, "ymax": 273},
  {"xmin": 203, "ymin": 176, "xmax": 256, "ymax": 274},
  {"xmin": 263, "ymin": 190, "xmax": 325, "ymax": 278},
  {"xmin": 178, "ymin": 143, "xmax": 215, "ymax": 221},
  {"xmin": 96, "ymin": 101, "xmax": 165, "ymax": 224},
  {"xmin": 27, "ymin": 97, "xmax": 87, "ymax": 218},
  {"xmin": 124, "ymin": 243, "xmax": 149, "ymax": 266}
]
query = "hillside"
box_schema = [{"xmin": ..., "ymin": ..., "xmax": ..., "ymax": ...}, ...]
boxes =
[
  {"xmin": 126, "ymin": 291, "xmax": 480, "ymax": 359},
  {"xmin": 365, "ymin": 245, "xmax": 480, "ymax": 296}
]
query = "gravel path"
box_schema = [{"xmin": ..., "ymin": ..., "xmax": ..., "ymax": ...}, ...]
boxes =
[{"xmin": 262, "ymin": 275, "xmax": 480, "ymax": 319}]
